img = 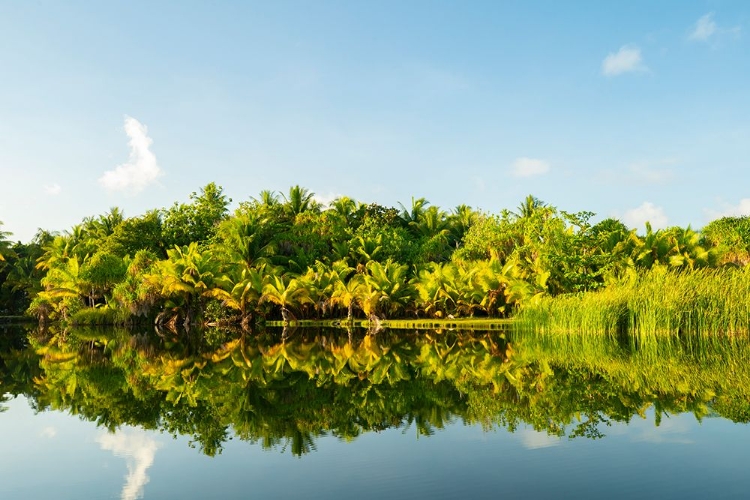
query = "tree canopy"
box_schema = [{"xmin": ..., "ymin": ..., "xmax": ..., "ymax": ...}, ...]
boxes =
[{"xmin": 1, "ymin": 183, "xmax": 747, "ymax": 328}]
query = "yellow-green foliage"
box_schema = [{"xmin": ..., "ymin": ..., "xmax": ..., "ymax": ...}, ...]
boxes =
[
  {"xmin": 518, "ymin": 266, "xmax": 750, "ymax": 337},
  {"xmin": 69, "ymin": 306, "xmax": 122, "ymax": 326}
]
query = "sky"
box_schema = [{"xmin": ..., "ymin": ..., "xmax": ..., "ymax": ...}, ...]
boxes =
[{"xmin": 1, "ymin": 0, "xmax": 749, "ymax": 243}]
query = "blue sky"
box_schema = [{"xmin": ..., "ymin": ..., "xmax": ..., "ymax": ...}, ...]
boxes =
[{"xmin": 1, "ymin": 1, "xmax": 748, "ymax": 242}]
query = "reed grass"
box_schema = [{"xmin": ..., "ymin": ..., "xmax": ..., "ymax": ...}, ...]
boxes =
[{"xmin": 517, "ymin": 266, "xmax": 750, "ymax": 337}]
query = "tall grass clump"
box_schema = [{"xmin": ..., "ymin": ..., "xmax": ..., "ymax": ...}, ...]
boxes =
[
  {"xmin": 69, "ymin": 306, "xmax": 123, "ymax": 326},
  {"xmin": 516, "ymin": 283, "xmax": 631, "ymax": 336},
  {"xmin": 517, "ymin": 266, "xmax": 750, "ymax": 338},
  {"xmin": 629, "ymin": 266, "xmax": 750, "ymax": 337}
]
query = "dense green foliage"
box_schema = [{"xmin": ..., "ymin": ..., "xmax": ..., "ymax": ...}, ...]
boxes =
[
  {"xmin": 2, "ymin": 186, "xmax": 749, "ymax": 334},
  {"xmin": 2, "ymin": 325, "xmax": 749, "ymax": 456}
]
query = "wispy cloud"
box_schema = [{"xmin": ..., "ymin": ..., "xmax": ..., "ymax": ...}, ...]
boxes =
[
  {"xmin": 689, "ymin": 13, "xmax": 717, "ymax": 41},
  {"xmin": 44, "ymin": 184, "xmax": 62, "ymax": 195},
  {"xmin": 516, "ymin": 429, "xmax": 561, "ymax": 450},
  {"xmin": 627, "ymin": 159, "xmax": 676, "ymax": 184},
  {"xmin": 688, "ymin": 12, "xmax": 742, "ymax": 43},
  {"xmin": 631, "ymin": 417, "xmax": 693, "ymax": 444},
  {"xmin": 602, "ymin": 45, "xmax": 646, "ymax": 76},
  {"xmin": 99, "ymin": 116, "xmax": 163, "ymax": 193},
  {"xmin": 622, "ymin": 202, "xmax": 668, "ymax": 230},
  {"xmin": 598, "ymin": 158, "xmax": 677, "ymax": 186},
  {"xmin": 97, "ymin": 429, "xmax": 161, "ymax": 500},
  {"xmin": 510, "ymin": 157, "xmax": 550, "ymax": 178}
]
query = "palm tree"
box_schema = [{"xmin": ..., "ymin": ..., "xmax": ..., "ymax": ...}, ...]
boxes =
[
  {"xmin": 329, "ymin": 196, "xmax": 358, "ymax": 220},
  {"xmin": 151, "ymin": 243, "xmax": 220, "ymax": 326},
  {"xmin": 215, "ymin": 215, "xmax": 277, "ymax": 268},
  {"xmin": 353, "ymin": 279, "xmax": 383, "ymax": 328},
  {"xmin": 514, "ymin": 195, "xmax": 545, "ymax": 219},
  {"xmin": 398, "ymin": 197, "xmax": 429, "ymax": 232},
  {"xmin": 253, "ymin": 189, "xmax": 280, "ymax": 208},
  {"xmin": 282, "ymin": 185, "xmax": 318, "ymax": 218},
  {"xmin": 350, "ymin": 234, "xmax": 384, "ymax": 266},
  {"xmin": 447, "ymin": 204, "xmax": 477, "ymax": 247},
  {"xmin": 206, "ymin": 264, "xmax": 264, "ymax": 329},
  {"xmin": 413, "ymin": 262, "xmax": 460, "ymax": 317},
  {"xmin": 38, "ymin": 256, "xmax": 85, "ymax": 320},
  {"xmin": 82, "ymin": 207, "xmax": 124, "ymax": 241},
  {"xmin": 296, "ymin": 260, "xmax": 353, "ymax": 317},
  {"xmin": 330, "ymin": 274, "xmax": 366, "ymax": 321},
  {"xmin": 36, "ymin": 235, "xmax": 74, "ymax": 271},
  {"xmin": 363, "ymin": 260, "xmax": 413, "ymax": 318},
  {"xmin": 664, "ymin": 226, "xmax": 717, "ymax": 269},
  {"xmin": 0, "ymin": 221, "xmax": 11, "ymax": 263},
  {"xmin": 260, "ymin": 274, "xmax": 313, "ymax": 322},
  {"xmin": 633, "ymin": 222, "xmax": 672, "ymax": 269},
  {"xmin": 471, "ymin": 258, "xmax": 513, "ymax": 316}
]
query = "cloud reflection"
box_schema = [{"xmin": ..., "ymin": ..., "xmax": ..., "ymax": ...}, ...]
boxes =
[
  {"xmin": 517, "ymin": 428, "xmax": 561, "ymax": 450},
  {"xmin": 39, "ymin": 426, "xmax": 57, "ymax": 438},
  {"xmin": 97, "ymin": 429, "xmax": 161, "ymax": 500},
  {"xmin": 631, "ymin": 417, "xmax": 694, "ymax": 445}
]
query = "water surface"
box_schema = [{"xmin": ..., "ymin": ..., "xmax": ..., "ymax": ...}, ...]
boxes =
[{"xmin": 2, "ymin": 325, "xmax": 749, "ymax": 499}]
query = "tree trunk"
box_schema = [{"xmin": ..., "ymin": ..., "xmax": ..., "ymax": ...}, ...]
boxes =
[{"xmin": 241, "ymin": 313, "xmax": 253, "ymax": 331}]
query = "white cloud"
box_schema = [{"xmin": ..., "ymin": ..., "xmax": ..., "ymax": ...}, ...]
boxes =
[
  {"xmin": 623, "ymin": 202, "xmax": 669, "ymax": 230},
  {"xmin": 313, "ymin": 191, "xmax": 343, "ymax": 208},
  {"xmin": 510, "ymin": 157, "xmax": 550, "ymax": 178},
  {"xmin": 689, "ymin": 12, "xmax": 742, "ymax": 43},
  {"xmin": 602, "ymin": 45, "xmax": 646, "ymax": 76},
  {"xmin": 44, "ymin": 184, "xmax": 62, "ymax": 195},
  {"xmin": 99, "ymin": 116, "xmax": 163, "ymax": 193},
  {"xmin": 706, "ymin": 198, "xmax": 750, "ymax": 220},
  {"xmin": 97, "ymin": 429, "xmax": 161, "ymax": 500},
  {"xmin": 39, "ymin": 426, "xmax": 57, "ymax": 438},
  {"xmin": 689, "ymin": 13, "xmax": 717, "ymax": 41}
]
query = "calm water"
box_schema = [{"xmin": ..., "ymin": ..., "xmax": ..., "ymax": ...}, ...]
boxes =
[{"xmin": 2, "ymin": 325, "xmax": 750, "ymax": 499}]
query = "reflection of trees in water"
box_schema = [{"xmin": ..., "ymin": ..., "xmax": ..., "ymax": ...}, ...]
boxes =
[{"xmin": 1, "ymin": 325, "xmax": 750, "ymax": 456}]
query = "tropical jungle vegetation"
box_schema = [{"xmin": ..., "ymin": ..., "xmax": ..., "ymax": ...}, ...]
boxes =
[{"xmin": 1, "ymin": 183, "xmax": 749, "ymax": 335}]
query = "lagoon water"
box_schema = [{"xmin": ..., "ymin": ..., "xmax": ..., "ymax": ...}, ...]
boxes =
[{"xmin": 2, "ymin": 326, "xmax": 750, "ymax": 499}]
